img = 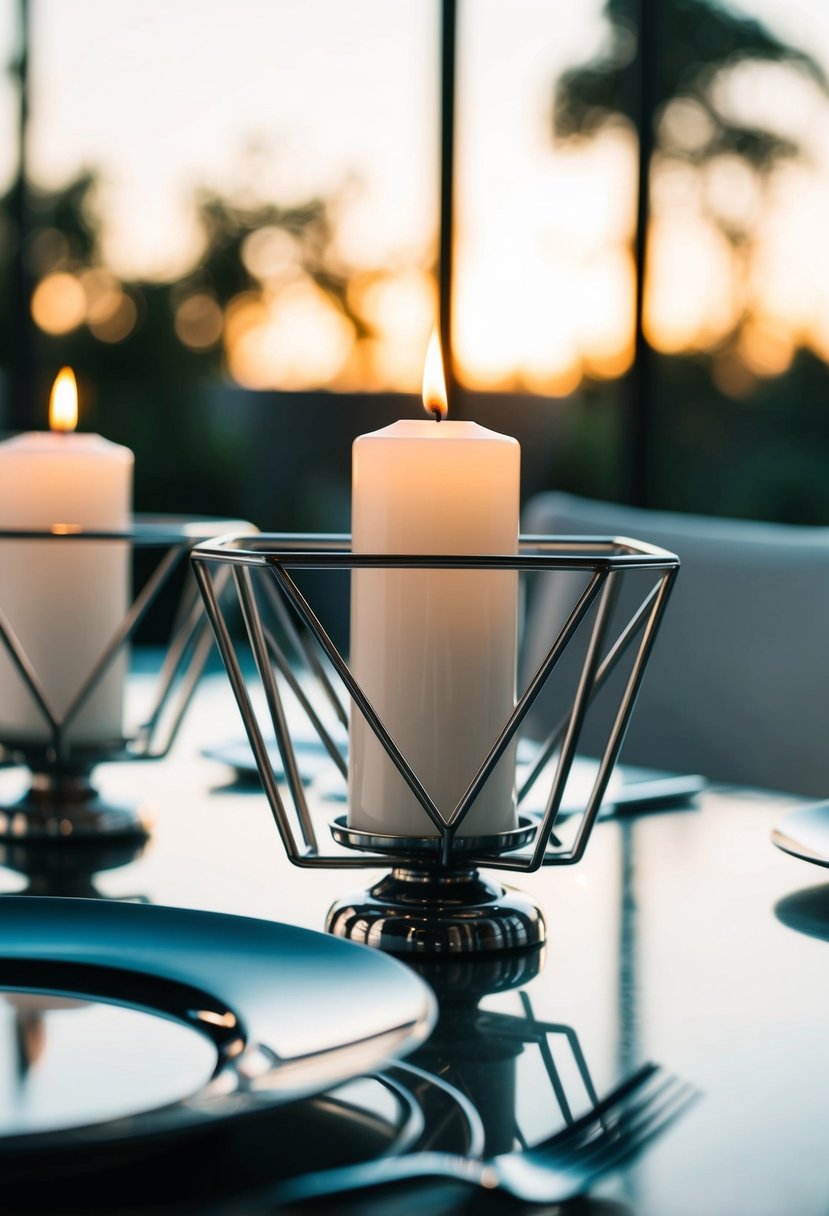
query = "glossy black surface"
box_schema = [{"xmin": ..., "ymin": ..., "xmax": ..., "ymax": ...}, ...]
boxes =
[
  {"xmin": 0, "ymin": 673, "xmax": 825, "ymax": 1213},
  {"xmin": 5, "ymin": 1068, "xmax": 472, "ymax": 1213}
]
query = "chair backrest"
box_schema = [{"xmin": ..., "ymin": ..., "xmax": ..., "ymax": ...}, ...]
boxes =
[{"xmin": 521, "ymin": 492, "xmax": 829, "ymax": 795}]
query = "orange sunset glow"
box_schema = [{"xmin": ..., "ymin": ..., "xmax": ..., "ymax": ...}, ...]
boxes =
[{"xmin": 6, "ymin": 0, "xmax": 829, "ymax": 398}]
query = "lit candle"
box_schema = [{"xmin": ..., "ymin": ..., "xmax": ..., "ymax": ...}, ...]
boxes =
[
  {"xmin": 349, "ymin": 333, "xmax": 520, "ymax": 837},
  {"xmin": 0, "ymin": 369, "xmax": 133, "ymax": 745}
]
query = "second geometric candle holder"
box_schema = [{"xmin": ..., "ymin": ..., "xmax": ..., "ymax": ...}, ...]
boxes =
[
  {"xmin": 192, "ymin": 533, "xmax": 679, "ymax": 956},
  {"xmin": 0, "ymin": 517, "xmax": 248, "ymax": 842}
]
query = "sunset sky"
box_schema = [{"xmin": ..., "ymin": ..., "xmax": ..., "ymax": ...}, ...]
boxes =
[{"xmin": 3, "ymin": 0, "xmax": 829, "ymax": 393}]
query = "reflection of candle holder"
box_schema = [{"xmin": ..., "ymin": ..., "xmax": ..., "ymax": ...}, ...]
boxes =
[
  {"xmin": 406, "ymin": 949, "xmax": 544, "ymax": 1152},
  {"xmin": 407, "ymin": 949, "xmax": 603, "ymax": 1155},
  {"xmin": 0, "ymin": 517, "xmax": 249, "ymax": 842},
  {"xmin": 193, "ymin": 534, "xmax": 679, "ymax": 954},
  {"xmin": 0, "ymin": 835, "xmax": 148, "ymax": 898}
]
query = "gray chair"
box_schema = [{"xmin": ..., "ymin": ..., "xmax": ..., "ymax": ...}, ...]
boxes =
[{"xmin": 521, "ymin": 492, "xmax": 829, "ymax": 796}]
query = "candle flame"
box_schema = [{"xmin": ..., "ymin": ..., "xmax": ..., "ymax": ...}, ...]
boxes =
[
  {"xmin": 49, "ymin": 368, "xmax": 78, "ymax": 433},
  {"xmin": 421, "ymin": 330, "xmax": 448, "ymax": 420}
]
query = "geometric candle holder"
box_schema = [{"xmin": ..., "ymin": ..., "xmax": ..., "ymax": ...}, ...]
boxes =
[
  {"xmin": 0, "ymin": 517, "xmax": 250, "ymax": 842},
  {"xmin": 192, "ymin": 533, "xmax": 679, "ymax": 956}
]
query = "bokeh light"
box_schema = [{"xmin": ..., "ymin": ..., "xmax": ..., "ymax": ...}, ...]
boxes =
[
  {"xmin": 31, "ymin": 272, "xmax": 86, "ymax": 335},
  {"xmin": 225, "ymin": 279, "xmax": 354, "ymax": 389},
  {"xmin": 8, "ymin": 0, "xmax": 829, "ymax": 402},
  {"xmin": 241, "ymin": 227, "xmax": 300, "ymax": 283},
  {"xmin": 89, "ymin": 292, "xmax": 137, "ymax": 343},
  {"xmin": 174, "ymin": 293, "xmax": 223, "ymax": 351},
  {"xmin": 645, "ymin": 218, "xmax": 738, "ymax": 354}
]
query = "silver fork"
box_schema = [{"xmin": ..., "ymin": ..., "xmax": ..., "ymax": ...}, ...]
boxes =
[{"xmin": 268, "ymin": 1061, "xmax": 698, "ymax": 1208}]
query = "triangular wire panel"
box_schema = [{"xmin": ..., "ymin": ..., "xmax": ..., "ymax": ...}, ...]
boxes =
[
  {"xmin": 252, "ymin": 572, "xmax": 348, "ymax": 778},
  {"xmin": 63, "ymin": 545, "xmax": 188, "ymax": 730},
  {"xmin": 138, "ymin": 618, "xmax": 214, "ymax": 759},
  {"xmin": 134, "ymin": 574, "xmax": 221, "ymax": 757},
  {"xmin": 267, "ymin": 560, "xmax": 615, "ymax": 837},
  {"xmin": 526, "ymin": 572, "xmax": 620, "ymax": 862},
  {"xmin": 269, "ymin": 563, "xmax": 448, "ymax": 834},
  {"xmin": 0, "ymin": 603, "xmax": 60, "ymax": 730},
  {"xmin": 564, "ymin": 568, "xmax": 678, "ymax": 865},
  {"xmin": 0, "ymin": 541, "xmax": 187, "ymax": 747},
  {"xmin": 517, "ymin": 578, "xmax": 664, "ymax": 803},
  {"xmin": 258, "ymin": 573, "xmax": 348, "ymax": 730},
  {"xmin": 192, "ymin": 558, "xmax": 309, "ymax": 865},
  {"xmin": 525, "ymin": 565, "xmax": 676, "ymax": 778},
  {"xmin": 234, "ymin": 564, "xmax": 318, "ymax": 854},
  {"xmin": 469, "ymin": 569, "xmax": 673, "ymax": 873},
  {"xmin": 444, "ymin": 569, "xmax": 606, "ymax": 830},
  {"xmin": 532, "ymin": 574, "xmax": 652, "ymax": 861}
]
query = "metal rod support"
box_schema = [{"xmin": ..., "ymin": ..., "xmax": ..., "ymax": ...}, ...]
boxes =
[
  {"xmin": 234, "ymin": 565, "xmax": 318, "ymax": 852},
  {"xmin": 271, "ymin": 564, "xmax": 448, "ymax": 836}
]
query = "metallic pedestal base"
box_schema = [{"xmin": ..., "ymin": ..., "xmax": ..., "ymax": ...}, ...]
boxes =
[
  {"xmin": 0, "ymin": 773, "xmax": 152, "ymax": 843},
  {"xmin": 326, "ymin": 866, "xmax": 546, "ymax": 956}
]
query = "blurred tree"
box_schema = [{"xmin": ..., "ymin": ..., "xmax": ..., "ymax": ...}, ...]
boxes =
[
  {"xmin": 0, "ymin": 166, "xmax": 401, "ymax": 517},
  {"xmin": 554, "ymin": 0, "xmax": 829, "ymax": 310},
  {"xmin": 554, "ymin": 0, "xmax": 827, "ymax": 173},
  {"xmin": 190, "ymin": 192, "xmax": 370, "ymax": 341},
  {"xmin": 550, "ymin": 0, "xmax": 829, "ymax": 524}
]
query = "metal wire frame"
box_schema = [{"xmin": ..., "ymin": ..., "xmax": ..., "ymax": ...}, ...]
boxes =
[
  {"xmin": 192, "ymin": 533, "xmax": 679, "ymax": 874},
  {"xmin": 0, "ymin": 518, "xmax": 247, "ymax": 772}
]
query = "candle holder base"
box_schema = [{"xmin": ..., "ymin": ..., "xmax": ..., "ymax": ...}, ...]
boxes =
[
  {"xmin": 0, "ymin": 773, "xmax": 151, "ymax": 843},
  {"xmin": 326, "ymin": 865, "xmax": 545, "ymax": 956}
]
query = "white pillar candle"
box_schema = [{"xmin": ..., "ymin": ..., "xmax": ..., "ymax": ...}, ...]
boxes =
[
  {"xmin": 0, "ymin": 369, "xmax": 133, "ymax": 747},
  {"xmin": 349, "ymin": 335, "xmax": 520, "ymax": 837}
]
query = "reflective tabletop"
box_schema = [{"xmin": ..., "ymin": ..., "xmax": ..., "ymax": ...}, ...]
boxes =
[{"xmin": 0, "ymin": 666, "xmax": 825, "ymax": 1215}]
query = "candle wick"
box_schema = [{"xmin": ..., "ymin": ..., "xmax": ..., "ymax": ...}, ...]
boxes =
[{"xmin": 432, "ymin": 409, "xmax": 442, "ymax": 423}]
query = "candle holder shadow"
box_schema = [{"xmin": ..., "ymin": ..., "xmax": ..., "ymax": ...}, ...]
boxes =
[
  {"xmin": 192, "ymin": 534, "xmax": 679, "ymax": 955},
  {"xmin": 0, "ymin": 517, "xmax": 250, "ymax": 842}
]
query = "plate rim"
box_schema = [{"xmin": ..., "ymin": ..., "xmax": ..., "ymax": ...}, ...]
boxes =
[
  {"xmin": 771, "ymin": 802, "xmax": 829, "ymax": 869},
  {"xmin": 0, "ymin": 895, "xmax": 435, "ymax": 1157}
]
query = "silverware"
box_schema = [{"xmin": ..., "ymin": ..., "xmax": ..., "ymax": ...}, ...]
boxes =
[{"xmin": 266, "ymin": 1061, "xmax": 698, "ymax": 1207}]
